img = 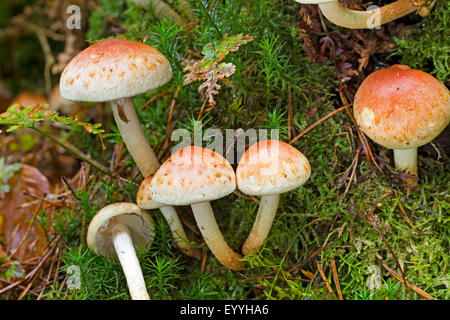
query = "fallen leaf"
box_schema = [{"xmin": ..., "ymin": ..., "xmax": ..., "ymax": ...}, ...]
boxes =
[{"xmin": 0, "ymin": 164, "xmax": 50, "ymax": 262}]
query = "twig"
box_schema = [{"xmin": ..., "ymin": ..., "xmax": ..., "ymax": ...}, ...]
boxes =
[
  {"xmin": 381, "ymin": 260, "xmax": 436, "ymax": 300},
  {"xmin": 330, "ymin": 255, "xmax": 343, "ymax": 300},
  {"xmin": 289, "ymin": 105, "xmax": 349, "ymax": 145},
  {"xmin": 316, "ymin": 261, "xmax": 336, "ymax": 297}
]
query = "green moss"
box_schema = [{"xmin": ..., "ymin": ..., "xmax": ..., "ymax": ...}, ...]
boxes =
[
  {"xmin": 2, "ymin": 0, "xmax": 448, "ymax": 300},
  {"xmin": 391, "ymin": 0, "xmax": 450, "ymax": 82}
]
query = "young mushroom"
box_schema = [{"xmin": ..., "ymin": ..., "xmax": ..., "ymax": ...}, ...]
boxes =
[
  {"xmin": 295, "ymin": 0, "xmax": 421, "ymax": 29},
  {"xmin": 236, "ymin": 140, "xmax": 311, "ymax": 256},
  {"xmin": 353, "ymin": 65, "xmax": 450, "ymax": 183},
  {"xmin": 11, "ymin": 92, "xmax": 48, "ymax": 108},
  {"xmin": 149, "ymin": 146, "xmax": 244, "ymax": 271},
  {"xmin": 87, "ymin": 202, "xmax": 154, "ymax": 300},
  {"xmin": 137, "ymin": 176, "xmax": 201, "ymax": 259},
  {"xmin": 60, "ymin": 38, "xmax": 198, "ymax": 259}
]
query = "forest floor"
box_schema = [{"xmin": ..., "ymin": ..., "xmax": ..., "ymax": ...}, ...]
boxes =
[{"xmin": 0, "ymin": 0, "xmax": 448, "ymax": 300}]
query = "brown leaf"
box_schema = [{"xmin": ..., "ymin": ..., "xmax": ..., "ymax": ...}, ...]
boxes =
[{"xmin": 0, "ymin": 165, "xmax": 50, "ymax": 262}]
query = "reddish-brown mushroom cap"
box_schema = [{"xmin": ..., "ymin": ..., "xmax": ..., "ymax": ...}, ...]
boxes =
[
  {"xmin": 236, "ymin": 140, "xmax": 311, "ymax": 196},
  {"xmin": 353, "ymin": 65, "xmax": 450, "ymax": 150},
  {"xmin": 60, "ymin": 38, "xmax": 172, "ymax": 102},
  {"xmin": 11, "ymin": 92, "xmax": 48, "ymax": 107},
  {"xmin": 150, "ymin": 146, "xmax": 236, "ymax": 206}
]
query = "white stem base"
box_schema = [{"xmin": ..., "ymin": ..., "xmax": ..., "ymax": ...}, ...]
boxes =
[
  {"xmin": 242, "ymin": 194, "xmax": 280, "ymax": 256},
  {"xmin": 112, "ymin": 224, "xmax": 150, "ymax": 300},
  {"xmin": 393, "ymin": 148, "xmax": 418, "ymax": 186},
  {"xmin": 111, "ymin": 98, "xmax": 159, "ymax": 177},
  {"xmin": 191, "ymin": 202, "xmax": 243, "ymax": 270},
  {"xmin": 159, "ymin": 206, "xmax": 201, "ymax": 259},
  {"xmin": 393, "ymin": 148, "xmax": 418, "ymax": 176}
]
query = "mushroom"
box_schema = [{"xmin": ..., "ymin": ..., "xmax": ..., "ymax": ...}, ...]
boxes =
[
  {"xmin": 60, "ymin": 38, "xmax": 198, "ymax": 259},
  {"xmin": 149, "ymin": 146, "xmax": 244, "ymax": 271},
  {"xmin": 87, "ymin": 202, "xmax": 154, "ymax": 300},
  {"xmin": 353, "ymin": 64, "xmax": 450, "ymax": 183},
  {"xmin": 137, "ymin": 176, "xmax": 201, "ymax": 259},
  {"xmin": 236, "ymin": 140, "xmax": 311, "ymax": 256},
  {"xmin": 11, "ymin": 92, "xmax": 48, "ymax": 108},
  {"xmin": 60, "ymin": 38, "xmax": 170, "ymax": 177},
  {"xmin": 295, "ymin": 0, "xmax": 421, "ymax": 29}
]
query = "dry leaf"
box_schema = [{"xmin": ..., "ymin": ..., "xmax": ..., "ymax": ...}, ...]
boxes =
[
  {"xmin": 183, "ymin": 34, "xmax": 253, "ymax": 106},
  {"xmin": 0, "ymin": 164, "xmax": 50, "ymax": 262}
]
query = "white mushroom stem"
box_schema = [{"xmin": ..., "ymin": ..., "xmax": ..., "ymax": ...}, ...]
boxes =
[
  {"xmin": 111, "ymin": 98, "xmax": 199, "ymax": 259},
  {"xmin": 317, "ymin": 0, "xmax": 417, "ymax": 29},
  {"xmin": 393, "ymin": 148, "xmax": 418, "ymax": 177},
  {"xmin": 191, "ymin": 202, "xmax": 244, "ymax": 271},
  {"xmin": 111, "ymin": 98, "xmax": 159, "ymax": 177},
  {"xmin": 160, "ymin": 206, "xmax": 201, "ymax": 259},
  {"xmin": 242, "ymin": 194, "xmax": 280, "ymax": 256},
  {"xmin": 111, "ymin": 223, "xmax": 150, "ymax": 300}
]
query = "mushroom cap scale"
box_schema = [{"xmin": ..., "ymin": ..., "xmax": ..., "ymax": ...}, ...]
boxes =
[
  {"xmin": 137, "ymin": 176, "xmax": 165, "ymax": 210},
  {"xmin": 150, "ymin": 146, "xmax": 236, "ymax": 206},
  {"xmin": 236, "ymin": 140, "xmax": 311, "ymax": 196},
  {"xmin": 60, "ymin": 38, "xmax": 172, "ymax": 102},
  {"xmin": 353, "ymin": 65, "xmax": 450, "ymax": 150},
  {"xmin": 87, "ymin": 202, "xmax": 155, "ymax": 259}
]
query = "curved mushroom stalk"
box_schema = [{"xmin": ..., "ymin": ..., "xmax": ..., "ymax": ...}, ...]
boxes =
[
  {"xmin": 241, "ymin": 194, "xmax": 279, "ymax": 256},
  {"xmin": 111, "ymin": 224, "xmax": 150, "ymax": 300},
  {"xmin": 159, "ymin": 206, "xmax": 201, "ymax": 260},
  {"xmin": 111, "ymin": 98, "xmax": 160, "ymax": 178},
  {"xmin": 237, "ymin": 140, "xmax": 311, "ymax": 256},
  {"xmin": 191, "ymin": 202, "xmax": 244, "ymax": 271},
  {"xmin": 150, "ymin": 146, "xmax": 244, "ymax": 271},
  {"xmin": 137, "ymin": 176, "xmax": 202, "ymax": 260},
  {"xmin": 296, "ymin": 0, "xmax": 418, "ymax": 29}
]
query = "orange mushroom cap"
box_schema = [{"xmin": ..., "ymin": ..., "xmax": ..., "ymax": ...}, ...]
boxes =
[
  {"xmin": 150, "ymin": 146, "xmax": 236, "ymax": 206},
  {"xmin": 11, "ymin": 92, "xmax": 48, "ymax": 107},
  {"xmin": 353, "ymin": 65, "xmax": 450, "ymax": 150},
  {"xmin": 60, "ymin": 38, "xmax": 172, "ymax": 102},
  {"xmin": 236, "ymin": 140, "xmax": 311, "ymax": 196}
]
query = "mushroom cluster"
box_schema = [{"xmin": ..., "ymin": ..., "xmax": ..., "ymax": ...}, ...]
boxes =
[
  {"xmin": 59, "ymin": 34, "xmax": 448, "ymax": 299},
  {"xmin": 60, "ymin": 38, "xmax": 200, "ymax": 260}
]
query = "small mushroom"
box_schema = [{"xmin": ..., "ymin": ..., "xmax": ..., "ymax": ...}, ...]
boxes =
[
  {"xmin": 236, "ymin": 140, "xmax": 311, "ymax": 256},
  {"xmin": 295, "ymin": 0, "xmax": 421, "ymax": 29},
  {"xmin": 137, "ymin": 176, "xmax": 201, "ymax": 259},
  {"xmin": 149, "ymin": 146, "xmax": 244, "ymax": 271},
  {"xmin": 60, "ymin": 39, "xmax": 197, "ymax": 259},
  {"xmin": 87, "ymin": 202, "xmax": 155, "ymax": 300},
  {"xmin": 11, "ymin": 92, "xmax": 48, "ymax": 108},
  {"xmin": 353, "ymin": 65, "xmax": 450, "ymax": 183}
]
